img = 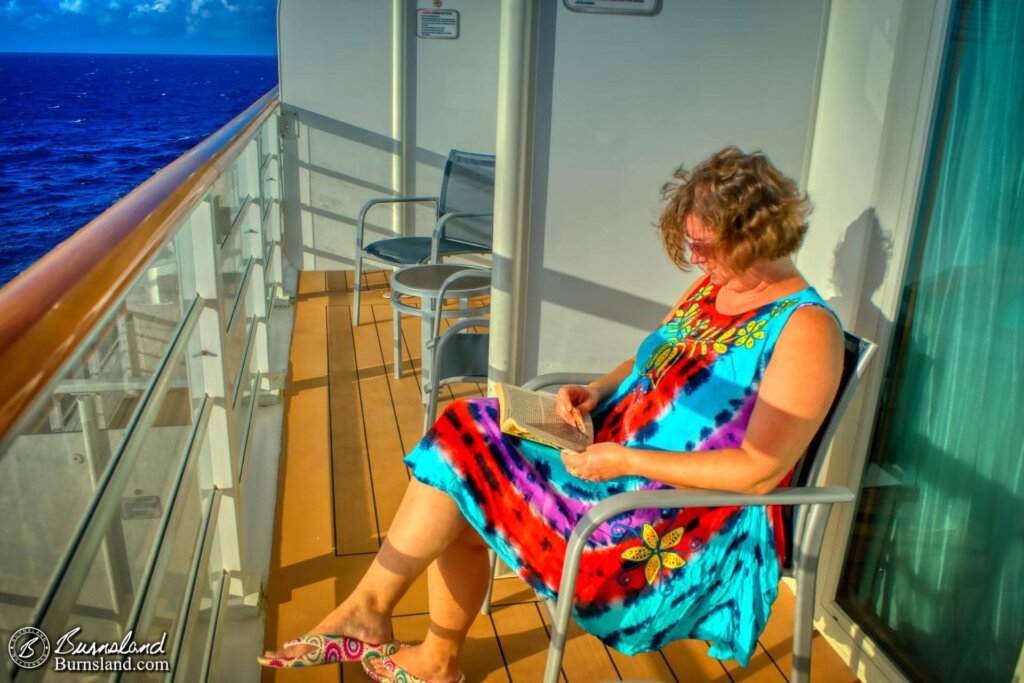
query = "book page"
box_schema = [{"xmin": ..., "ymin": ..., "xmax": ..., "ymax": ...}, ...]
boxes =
[{"xmin": 499, "ymin": 383, "xmax": 594, "ymax": 452}]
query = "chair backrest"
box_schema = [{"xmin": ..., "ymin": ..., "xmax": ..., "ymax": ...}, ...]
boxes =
[
  {"xmin": 425, "ymin": 317, "xmax": 490, "ymax": 432},
  {"xmin": 438, "ymin": 149, "xmax": 496, "ymax": 248},
  {"xmin": 782, "ymin": 331, "xmax": 876, "ymax": 572}
]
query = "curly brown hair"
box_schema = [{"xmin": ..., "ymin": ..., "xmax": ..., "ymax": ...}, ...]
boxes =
[{"xmin": 658, "ymin": 146, "xmax": 811, "ymax": 272}]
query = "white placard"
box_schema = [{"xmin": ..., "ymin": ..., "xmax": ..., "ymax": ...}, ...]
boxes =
[
  {"xmin": 417, "ymin": 9, "xmax": 460, "ymax": 39},
  {"xmin": 564, "ymin": 0, "xmax": 660, "ymax": 15}
]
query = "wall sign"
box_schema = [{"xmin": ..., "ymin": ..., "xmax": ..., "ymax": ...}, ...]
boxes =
[
  {"xmin": 417, "ymin": 9, "xmax": 460, "ymax": 39},
  {"xmin": 564, "ymin": 0, "xmax": 661, "ymax": 15}
]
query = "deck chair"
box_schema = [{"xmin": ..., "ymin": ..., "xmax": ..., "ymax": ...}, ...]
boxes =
[
  {"xmin": 352, "ymin": 149, "xmax": 496, "ymax": 325},
  {"xmin": 422, "ymin": 270, "xmax": 492, "ymax": 433},
  {"xmin": 480, "ymin": 332, "xmax": 876, "ymax": 683}
]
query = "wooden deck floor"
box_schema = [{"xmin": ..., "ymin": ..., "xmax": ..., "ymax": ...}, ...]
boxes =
[{"xmin": 261, "ymin": 271, "xmax": 859, "ymax": 683}]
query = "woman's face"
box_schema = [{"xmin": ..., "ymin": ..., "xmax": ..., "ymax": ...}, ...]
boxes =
[{"xmin": 684, "ymin": 214, "xmax": 732, "ymax": 283}]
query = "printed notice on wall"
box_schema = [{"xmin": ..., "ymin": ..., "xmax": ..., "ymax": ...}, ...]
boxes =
[
  {"xmin": 563, "ymin": 0, "xmax": 660, "ymax": 15},
  {"xmin": 417, "ymin": 9, "xmax": 460, "ymax": 39}
]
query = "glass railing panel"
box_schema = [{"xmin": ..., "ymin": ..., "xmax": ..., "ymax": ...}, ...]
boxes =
[
  {"xmin": 260, "ymin": 154, "xmax": 280, "ymax": 258},
  {"xmin": 210, "ymin": 166, "xmax": 244, "ymax": 248},
  {"xmin": 218, "ymin": 210, "xmax": 247, "ymax": 323},
  {"xmin": 174, "ymin": 509, "xmax": 224, "ymax": 682},
  {"xmin": 134, "ymin": 422, "xmax": 214, "ymax": 655},
  {"xmin": 40, "ymin": 345, "xmax": 200, "ymax": 665},
  {"xmin": 224, "ymin": 265, "xmax": 255, "ymax": 400},
  {"xmin": 235, "ymin": 327, "xmax": 261, "ymax": 465},
  {"xmin": 0, "ymin": 247, "xmax": 190, "ymax": 637},
  {"xmin": 258, "ymin": 109, "xmax": 278, "ymax": 170}
]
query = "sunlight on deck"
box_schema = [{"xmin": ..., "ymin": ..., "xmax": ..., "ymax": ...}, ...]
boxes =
[{"xmin": 261, "ymin": 271, "xmax": 859, "ymax": 683}]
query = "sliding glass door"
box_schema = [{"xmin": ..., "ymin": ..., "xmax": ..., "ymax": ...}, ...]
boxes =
[{"xmin": 835, "ymin": 0, "xmax": 1023, "ymax": 680}]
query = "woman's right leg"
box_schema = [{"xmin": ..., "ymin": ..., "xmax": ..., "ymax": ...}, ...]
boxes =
[{"xmin": 264, "ymin": 478, "xmax": 472, "ymax": 657}]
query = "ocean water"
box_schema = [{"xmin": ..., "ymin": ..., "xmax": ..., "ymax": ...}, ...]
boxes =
[{"xmin": 0, "ymin": 52, "xmax": 278, "ymax": 288}]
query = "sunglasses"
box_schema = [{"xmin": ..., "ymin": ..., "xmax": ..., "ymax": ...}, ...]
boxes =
[{"xmin": 684, "ymin": 236, "xmax": 715, "ymax": 258}]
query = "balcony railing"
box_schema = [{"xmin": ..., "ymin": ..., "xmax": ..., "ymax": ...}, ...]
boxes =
[{"xmin": 0, "ymin": 87, "xmax": 283, "ymax": 681}]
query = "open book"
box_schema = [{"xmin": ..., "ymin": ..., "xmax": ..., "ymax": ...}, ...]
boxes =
[{"xmin": 494, "ymin": 382, "xmax": 595, "ymax": 452}]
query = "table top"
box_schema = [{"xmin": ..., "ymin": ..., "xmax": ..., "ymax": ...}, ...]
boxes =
[{"xmin": 390, "ymin": 264, "xmax": 491, "ymax": 298}]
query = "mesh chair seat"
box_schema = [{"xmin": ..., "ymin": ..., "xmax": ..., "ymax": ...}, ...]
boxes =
[
  {"xmin": 364, "ymin": 236, "xmax": 488, "ymax": 265},
  {"xmin": 435, "ymin": 332, "xmax": 489, "ymax": 382}
]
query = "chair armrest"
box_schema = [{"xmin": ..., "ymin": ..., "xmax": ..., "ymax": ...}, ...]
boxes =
[
  {"xmin": 430, "ymin": 211, "xmax": 495, "ymax": 262},
  {"xmin": 566, "ymin": 485, "xmax": 854, "ymax": 564},
  {"xmin": 356, "ymin": 196, "xmax": 439, "ymax": 249},
  {"xmin": 522, "ymin": 373, "xmax": 605, "ymax": 393},
  {"xmin": 429, "ymin": 268, "xmax": 492, "ymax": 343}
]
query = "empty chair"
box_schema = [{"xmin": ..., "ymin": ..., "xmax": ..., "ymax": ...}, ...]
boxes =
[
  {"xmin": 352, "ymin": 149, "xmax": 495, "ymax": 325},
  {"xmin": 422, "ymin": 269, "xmax": 492, "ymax": 432}
]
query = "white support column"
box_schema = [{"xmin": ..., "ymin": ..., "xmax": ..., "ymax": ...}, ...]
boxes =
[
  {"xmin": 488, "ymin": 0, "xmax": 538, "ymax": 389},
  {"xmin": 393, "ymin": 0, "xmax": 411, "ymax": 234},
  {"xmin": 190, "ymin": 200, "xmax": 244, "ymax": 581}
]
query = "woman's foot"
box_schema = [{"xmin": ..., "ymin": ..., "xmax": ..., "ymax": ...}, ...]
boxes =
[
  {"xmin": 366, "ymin": 643, "xmax": 463, "ymax": 682},
  {"xmin": 262, "ymin": 601, "xmax": 393, "ymax": 660}
]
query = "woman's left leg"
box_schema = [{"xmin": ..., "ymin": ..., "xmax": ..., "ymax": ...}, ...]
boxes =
[{"xmin": 370, "ymin": 523, "xmax": 492, "ymax": 681}]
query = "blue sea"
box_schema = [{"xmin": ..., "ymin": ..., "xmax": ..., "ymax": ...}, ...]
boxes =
[{"xmin": 0, "ymin": 52, "xmax": 278, "ymax": 288}]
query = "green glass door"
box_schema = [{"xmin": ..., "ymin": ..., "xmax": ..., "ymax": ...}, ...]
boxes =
[{"xmin": 835, "ymin": 1, "xmax": 1024, "ymax": 681}]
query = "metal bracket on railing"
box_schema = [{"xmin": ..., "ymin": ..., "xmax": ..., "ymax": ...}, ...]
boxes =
[{"xmin": 279, "ymin": 111, "xmax": 299, "ymax": 140}]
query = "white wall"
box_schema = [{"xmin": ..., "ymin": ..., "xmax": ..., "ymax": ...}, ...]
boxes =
[
  {"xmin": 277, "ymin": 0, "xmax": 500, "ymax": 271},
  {"xmin": 277, "ymin": 0, "xmax": 826, "ymax": 366},
  {"xmin": 795, "ymin": 2, "xmax": 952, "ymax": 681},
  {"xmin": 525, "ymin": 0, "xmax": 828, "ymax": 376}
]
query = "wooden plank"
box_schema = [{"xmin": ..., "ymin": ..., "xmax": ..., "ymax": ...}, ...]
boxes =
[
  {"xmin": 760, "ymin": 582, "xmax": 860, "ymax": 683},
  {"xmin": 660, "ymin": 639, "xmax": 732, "ymax": 683},
  {"xmin": 720, "ymin": 641, "xmax": 786, "ymax": 683},
  {"xmin": 373, "ymin": 302, "xmax": 429, "ymax": 455},
  {"xmin": 537, "ymin": 602, "xmax": 621, "ymax": 682},
  {"xmin": 390, "ymin": 613, "xmax": 509, "ymax": 683},
  {"xmin": 488, "ymin": 575, "xmax": 539, "ymax": 608},
  {"xmin": 274, "ymin": 280, "xmax": 335, "ymax": 566},
  {"xmin": 348, "ymin": 302, "xmax": 409, "ymax": 538},
  {"xmin": 326, "ymin": 270, "xmax": 348, "ymax": 293},
  {"xmin": 606, "ymin": 644, "xmax": 678, "ymax": 683},
  {"xmin": 489, "ymin": 603, "xmax": 560, "ymax": 683},
  {"xmin": 298, "ymin": 270, "xmax": 327, "ymax": 296},
  {"xmin": 327, "ymin": 304, "xmax": 379, "ymax": 555}
]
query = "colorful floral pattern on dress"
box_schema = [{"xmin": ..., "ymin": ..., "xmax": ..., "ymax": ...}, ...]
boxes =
[
  {"xmin": 405, "ymin": 275, "xmax": 838, "ymax": 666},
  {"xmin": 615, "ymin": 517, "xmax": 703, "ymax": 593}
]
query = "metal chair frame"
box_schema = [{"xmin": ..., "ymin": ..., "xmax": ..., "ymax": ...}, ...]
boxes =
[
  {"xmin": 352, "ymin": 150, "xmax": 495, "ymax": 326},
  {"xmin": 479, "ymin": 332, "xmax": 877, "ymax": 683}
]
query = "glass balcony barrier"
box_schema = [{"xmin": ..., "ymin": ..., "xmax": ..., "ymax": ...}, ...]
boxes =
[{"xmin": 0, "ymin": 87, "xmax": 283, "ymax": 682}]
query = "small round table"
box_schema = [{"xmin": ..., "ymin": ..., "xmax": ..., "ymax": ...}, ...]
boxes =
[{"xmin": 389, "ymin": 264, "xmax": 490, "ymax": 398}]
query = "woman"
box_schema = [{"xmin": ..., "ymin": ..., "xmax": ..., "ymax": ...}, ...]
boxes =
[{"xmin": 260, "ymin": 147, "xmax": 843, "ymax": 682}]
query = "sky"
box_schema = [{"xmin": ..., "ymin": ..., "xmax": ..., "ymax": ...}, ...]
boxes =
[{"xmin": 0, "ymin": 0, "xmax": 277, "ymax": 55}]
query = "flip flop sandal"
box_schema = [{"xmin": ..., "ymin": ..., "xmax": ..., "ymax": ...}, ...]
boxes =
[
  {"xmin": 361, "ymin": 648, "xmax": 466, "ymax": 683},
  {"xmin": 257, "ymin": 634, "xmax": 401, "ymax": 668}
]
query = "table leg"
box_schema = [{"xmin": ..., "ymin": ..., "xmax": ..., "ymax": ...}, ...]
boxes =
[
  {"xmin": 420, "ymin": 295, "xmax": 436, "ymax": 404},
  {"xmin": 393, "ymin": 307, "xmax": 402, "ymax": 380}
]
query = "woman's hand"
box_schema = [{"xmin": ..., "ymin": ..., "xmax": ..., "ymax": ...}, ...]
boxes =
[
  {"xmin": 555, "ymin": 384, "xmax": 600, "ymax": 427},
  {"xmin": 561, "ymin": 443, "xmax": 631, "ymax": 482}
]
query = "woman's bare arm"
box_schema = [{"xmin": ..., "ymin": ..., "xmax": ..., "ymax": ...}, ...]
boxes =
[
  {"xmin": 555, "ymin": 279, "xmax": 706, "ymax": 424},
  {"xmin": 561, "ymin": 305, "xmax": 844, "ymax": 494}
]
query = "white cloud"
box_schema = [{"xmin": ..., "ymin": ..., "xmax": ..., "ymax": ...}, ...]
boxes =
[
  {"xmin": 132, "ymin": 0, "xmax": 171, "ymax": 13},
  {"xmin": 189, "ymin": 0, "xmax": 205, "ymax": 12},
  {"xmin": 220, "ymin": 0, "xmax": 237, "ymax": 10},
  {"xmin": 108, "ymin": 0, "xmax": 120, "ymax": 8},
  {"xmin": 59, "ymin": 0, "xmax": 85, "ymax": 12}
]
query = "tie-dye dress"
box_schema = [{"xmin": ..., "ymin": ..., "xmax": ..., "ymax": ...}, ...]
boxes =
[{"xmin": 404, "ymin": 275, "xmax": 836, "ymax": 665}]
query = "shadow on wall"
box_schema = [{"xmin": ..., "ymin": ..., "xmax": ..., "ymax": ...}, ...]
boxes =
[
  {"xmin": 278, "ymin": 104, "xmax": 452, "ymax": 272},
  {"xmin": 826, "ymin": 207, "xmax": 893, "ymax": 342}
]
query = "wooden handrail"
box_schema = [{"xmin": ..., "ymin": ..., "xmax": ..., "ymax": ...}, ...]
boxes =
[{"xmin": 0, "ymin": 87, "xmax": 280, "ymax": 440}]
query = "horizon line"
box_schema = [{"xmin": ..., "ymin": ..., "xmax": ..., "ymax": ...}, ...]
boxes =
[{"xmin": 0, "ymin": 49, "xmax": 276, "ymax": 58}]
